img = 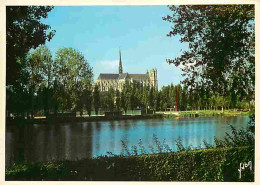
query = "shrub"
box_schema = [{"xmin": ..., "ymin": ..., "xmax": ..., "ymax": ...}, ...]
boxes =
[{"xmin": 6, "ymin": 146, "xmax": 254, "ymax": 181}]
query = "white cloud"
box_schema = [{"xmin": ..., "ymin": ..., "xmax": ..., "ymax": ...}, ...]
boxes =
[{"xmin": 92, "ymin": 60, "xmax": 119, "ymax": 80}]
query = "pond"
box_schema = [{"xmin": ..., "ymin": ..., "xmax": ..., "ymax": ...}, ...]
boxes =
[{"xmin": 5, "ymin": 116, "xmax": 249, "ymax": 167}]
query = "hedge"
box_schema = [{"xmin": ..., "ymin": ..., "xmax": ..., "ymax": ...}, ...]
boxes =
[{"xmin": 6, "ymin": 146, "xmax": 254, "ymax": 181}]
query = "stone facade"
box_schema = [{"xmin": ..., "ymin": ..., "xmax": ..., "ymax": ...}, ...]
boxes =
[{"xmin": 95, "ymin": 50, "xmax": 158, "ymax": 92}]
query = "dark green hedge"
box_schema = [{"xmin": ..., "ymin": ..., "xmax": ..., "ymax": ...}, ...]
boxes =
[{"xmin": 6, "ymin": 146, "xmax": 254, "ymax": 181}]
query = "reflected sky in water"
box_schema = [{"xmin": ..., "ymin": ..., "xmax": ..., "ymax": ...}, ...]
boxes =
[{"xmin": 6, "ymin": 116, "xmax": 249, "ymax": 167}]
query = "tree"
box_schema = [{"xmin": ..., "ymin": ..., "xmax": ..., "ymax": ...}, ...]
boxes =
[
  {"xmin": 136, "ymin": 87, "xmax": 144, "ymax": 109},
  {"xmin": 180, "ymin": 85, "xmax": 188, "ymax": 111},
  {"xmin": 129, "ymin": 83, "xmax": 136, "ymax": 114},
  {"xmin": 188, "ymin": 89, "xmax": 195, "ymax": 111},
  {"xmin": 107, "ymin": 87, "xmax": 115, "ymax": 111},
  {"xmin": 54, "ymin": 48, "xmax": 93, "ymax": 112},
  {"xmin": 115, "ymin": 90, "xmax": 121, "ymax": 111},
  {"xmin": 176, "ymin": 84, "xmax": 181, "ymax": 111},
  {"xmin": 209, "ymin": 94, "xmax": 217, "ymax": 110},
  {"xmin": 41, "ymin": 46, "xmax": 56, "ymax": 116},
  {"xmin": 26, "ymin": 45, "xmax": 53, "ymax": 118},
  {"xmin": 93, "ymin": 85, "xmax": 101, "ymax": 115},
  {"xmin": 120, "ymin": 84, "xmax": 128, "ymax": 114},
  {"xmin": 148, "ymin": 87, "xmax": 155, "ymax": 114},
  {"xmin": 85, "ymin": 88, "xmax": 92, "ymax": 117},
  {"xmin": 6, "ymin": 82, "xmax": 30, "ymax": 118},
  {"xmin": 142, "ymin": 85, "xmax": 149, "ymax": 114},
  {"xmin": 6, "ymin": 6, "xmax": 55, "ymax": 117},
  {"xmin": 163, "ymin": 5, "xmax": 255, "ymax": 98},
  {"xmin": 6, "ymin": 6, "xmax": 55, "ymax": 86},
  {"xmin": 169, "ymin": 84, "xmax": 176, "ymax": 109},
  {"xmin": 156, "ymin": 91, "xmax": 162, "ymax": 111}
]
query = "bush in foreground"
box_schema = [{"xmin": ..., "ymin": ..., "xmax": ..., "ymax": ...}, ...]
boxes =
[{"xmin": 6, "ymin": 146, "xmax": 254, "ymax": 181}]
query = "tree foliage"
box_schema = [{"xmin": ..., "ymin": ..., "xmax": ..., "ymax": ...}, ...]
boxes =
[
  {"xmin": 163, "ymin": 5, "xmax": 255, "ymax": 99},
  {"xmin": 6, "ymin": 6, "xmax": 55, "ymax": 117},
  {"xmin": 93, "ymin": 85, "xmax": 101, "ymax": 115},
  {"xmin": 54, "ymin": 48, "xmax": 93, "ymax": 111},
  {"xmin": 6, "ymin": 6, "xmax": 55, "ymax": 86},
  {"xmin": 26, "ymin": 46, "xmax": 53, "ymax": 117}
]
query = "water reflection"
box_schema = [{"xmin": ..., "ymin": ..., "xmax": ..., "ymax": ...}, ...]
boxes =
[{"xmin": 5, "ymin": 116, "xmax": 249, "ymax": 167}]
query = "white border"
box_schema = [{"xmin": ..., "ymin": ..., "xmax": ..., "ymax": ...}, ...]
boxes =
[{"xmin": 0, "ymin": 0, "xmax": 259, "ymax": 185}]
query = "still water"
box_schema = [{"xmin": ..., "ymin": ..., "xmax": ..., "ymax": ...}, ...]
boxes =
[{"xmin": 6, "ymin": 116, "xmax": 249, "ymax": 167}]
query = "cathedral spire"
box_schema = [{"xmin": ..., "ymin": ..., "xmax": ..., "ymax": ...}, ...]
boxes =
[{"xmin": 119, "ymin": 49, "xmax": 123, "ymax": 74}]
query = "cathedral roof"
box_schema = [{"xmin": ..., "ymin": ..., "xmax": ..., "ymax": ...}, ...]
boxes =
[
  {"xmin": 118, "ymin": 73, "xmax": 128, "ymax": 79},
  {"xmin": 128, "ymin": 74, "xmax": 149, "ymax": 80},
  {"xmin": 98, "ymin": 73, "xmax": 119, "ymax": 80},
  {"xmin": 97, "ymin": 73, "xmax": 149, "ymax": 81}
]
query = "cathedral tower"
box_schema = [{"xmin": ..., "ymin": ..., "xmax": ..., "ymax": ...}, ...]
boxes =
[
  {"xmin": 119, "ymin": 50, "xmax": 123, "ymax": 74},
  {"xmin": 149, "ymin": 68, "xmax": 158, "ymax": 90}
]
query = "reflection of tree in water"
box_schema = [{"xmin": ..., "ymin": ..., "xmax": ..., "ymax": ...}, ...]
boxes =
[
  {"xmin": 68, "ymin": 124, "xmax": 76, "ymax": 160},
  {"xmin": 191, "ymin": 121, "xmax": 196, "ymax": 147},
  {"xmin": 182, "ymin": 122, "xmax": 187, "ymax": 148},
  {"xmin": 54, "ymin": 124, "xmax": 65, "ymax": 161},
  {"xmin": 37, "ymin": 125, "xmax": 51, "ymax": 162},
  {"xmin": 93, "ymin": 122, "xmax": 101, "ymax": 156},
  {"xmin": 42, "ymin": 125, "xmax": 50, "ymax": 162},
  {"xmin": 109, "ymin": 122, "xmax": 116, "ymax": 153},
  {"xmin": 13, "ymin": 124, "xmax": 25, "ymax": 163},
  {"xmin": 109, "ymin": 121, "xmax": 115, "ymax": 130},
  {"xmin": 118, "ymin": 120, "xmax": 133, "ymax": 131},
  {"xmin": 95, "ymin": 121, "xmax": 101, "ymax": 131},
  {"xmin": 221, "ymin": 117, "xmax": 226, "ymax": 124},
  {"xmin": 52, "ymin": 122, "xmax": 93, "ymax": 160},
  {"xmin": 206, "ymin": 121, "xmax": 211, "ymax": 145},
  {"xmin": 84, "ymin": 123, "xmax": 93, "ymax": 158},
  {"xmin": 70, "ymin": 122, "xmax": 93, "ymax": 159},
  {"xmin": 6, "ymin": 126, "xmax": 17, "ymax": 167}
]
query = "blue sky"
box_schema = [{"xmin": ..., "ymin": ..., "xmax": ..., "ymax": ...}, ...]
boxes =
[{"xmin": 42, "ymin": 6, "xmax": 188, "ymax": 89}]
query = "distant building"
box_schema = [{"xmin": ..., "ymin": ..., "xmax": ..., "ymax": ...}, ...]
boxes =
[{"xmin": 95, "ymin": 50, "xmax": 158, "ymax": 92}]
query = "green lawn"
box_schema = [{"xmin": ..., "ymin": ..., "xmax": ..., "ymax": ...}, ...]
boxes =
[{"xmin": 157, "ymin": 109, "xmax": 250, "ymax": 117}]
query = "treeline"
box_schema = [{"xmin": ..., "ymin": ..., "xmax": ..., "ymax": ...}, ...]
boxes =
[
  {"xmin": 7, "ymin": 46, "xmax": 93, "ymax": 118},
  {"xmin": 158, "ymin": 84, "xmax": 254, "ymax": 111},
  {"xmin": 93, "ymin": 83, "xmax": 254, "ymax": 115}
]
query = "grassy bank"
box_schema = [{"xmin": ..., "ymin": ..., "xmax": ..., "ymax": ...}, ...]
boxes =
[
  {"xmin": 161, "ymin": 109, "xmax": 250, "ymax": 119},
  {"xmin": 6, "ymin": 146, "xmax": 254, "ymax": 181}
]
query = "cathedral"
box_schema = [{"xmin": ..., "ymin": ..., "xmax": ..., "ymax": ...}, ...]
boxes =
[{"xmin": 95, "ymin": 50, "xmax": 158, "ymax": 92}]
